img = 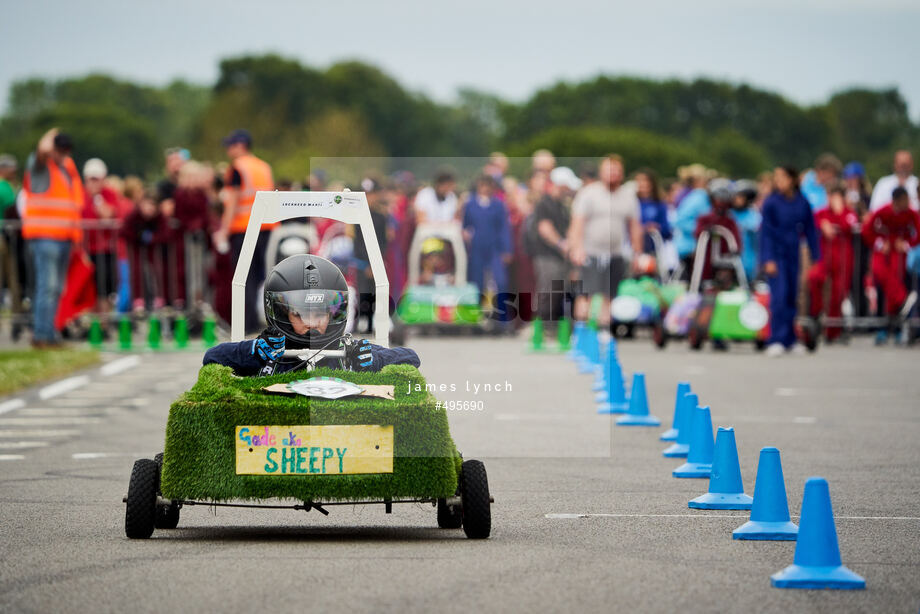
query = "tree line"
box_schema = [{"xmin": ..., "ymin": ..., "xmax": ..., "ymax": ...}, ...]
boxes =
[{"xmin": 1, "ymin": 54, "xmax": 916, "ymax": 181}]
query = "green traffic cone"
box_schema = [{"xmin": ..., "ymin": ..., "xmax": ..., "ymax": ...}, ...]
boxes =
[
  {"xmin": 529, "ymin": 318, "xmax": 545, "ymax": 352},
  {"xmin": 173, "ymin": 316, "xmax": 189, "ymax": 349},
  {"xmin": 88, "ymin": 318, "xmax": 104, "ymax": 349},
  {"xmin": 118, "ymin": 317, "xmax": 132, "ymax": 351},
  {"xmin": 147, "ymin": 317, "xmax": 161, "ymax": 350},
  {"xmin": 557, "ymin": 317, "xmax": 572, "ymax": 352},
  {"xmin": 202, "ymin": 316, "xmax": 216, "ymax": 348},
  {"xmin": 588, "ymin": 293, "xmax": 603, "ymax": 326}
]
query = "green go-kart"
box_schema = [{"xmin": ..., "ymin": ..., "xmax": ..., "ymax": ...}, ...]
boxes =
[
  {"xmin": 396, "ymin": 223, "xmax": 496, "ymax": 335},
  {"xmin": 124, "ymin": 190, "xmax": 491, "ymax": 539}
]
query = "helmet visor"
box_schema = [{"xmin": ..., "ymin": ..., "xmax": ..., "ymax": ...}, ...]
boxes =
[{"xmin": 265, "ymin": 289, "xmax": 348, "ymax": 332}]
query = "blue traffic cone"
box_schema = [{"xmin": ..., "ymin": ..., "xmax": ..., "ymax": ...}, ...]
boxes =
[
  {"xmin": 771, "ymin": 477, "xmax": 866, "ymax": 590},
  {"xmin": 660, "ymin": 381, "xmax": 690, "ymax": 441},
  {"xmin": 616, "ymin": 373, "xmax": 661, "ymax": 426},
  {"xmin": 673, "ymin": 405, "xmax": 714, "ymax": 478},
  {"xmin": 663, "ymin": 392, "xmax": 697, "ymax": 457},
  {"xmin": 593, "ymin": 339, "xmax": 618, "ymax": 392},
  {"xmin": 577, "ymin": 324, "xmax": 600, "ymax": 374},
  {"xmin": 688, "ymin": 427, "xmax": 752, "ymax": 509},
  {"xmin": 734, "ymin": 447, "xmax": 798, "ymax": 540},
  {"xmin": 597, "ymin": 359, "xmax": 629, "ymax": 414},
  {"xmin": 568, "ymin": 320, "xmax": 585, "ymax": 361}
]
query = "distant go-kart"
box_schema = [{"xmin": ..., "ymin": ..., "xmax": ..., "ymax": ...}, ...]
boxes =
[
  {"xmin": 610, "ymin": 228, "xmax": 685, "ymax": 342},
  {"xmin": 395, "ymin": 222, "xmax": 490, "ymax": 335},
  {"xmin": 662, "ymin": 225, "xmax": 772, "ymax": 351},
  {"xmin": 124, "ymin": 190, "xmax": 491, "ymax": 539}
]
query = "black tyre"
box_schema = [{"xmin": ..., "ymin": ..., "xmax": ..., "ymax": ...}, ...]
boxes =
[
  {"xmin": 437, "ymin": 498, "xmax": 462, "ymax": 529},
  {"xmin": 155, "ymin": 501, "xmax": 181, "ymax": 529},
  {"xmin": 460, "ymin": 460, "xmax": 491, "ymax": 539},
  {"xmin": 125, "ymin": 459, "xmax": 158, "ymax": 539},
  {"xmin": 755, "ymin": 339, "xmax": 767, "ymax": 352}
]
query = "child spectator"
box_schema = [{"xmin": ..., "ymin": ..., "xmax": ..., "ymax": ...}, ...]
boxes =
[
  {"xmin": 760, "ymin": 166, "xmax": 821, "ymax": 357},
  {"xmin": 462, "ymin": 175, "xmax": 512, "ymax": 295},
  {"xmin": 807, "ymin": 186, "xmax": 859, "ymax": 342},
  {"xmin": 120, "ymin": 190, "xmax": 168, "ymax": 312}
]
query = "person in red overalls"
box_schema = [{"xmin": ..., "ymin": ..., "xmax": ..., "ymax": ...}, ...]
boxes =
[
  {"xmin": 807, "ymin": 186, "xmax": 859, "ymax": 341},
  {"xmin": 861, "ymin": 186, "xmax": 920, "ymax": 344}
]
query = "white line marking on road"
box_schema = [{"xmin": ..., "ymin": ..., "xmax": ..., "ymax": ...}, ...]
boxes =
[
  {"xmin": 39, "ymin": 375, "xmax": 90, "ymax": 400},
  {"xmin": 0, "ymin": 429, "xmax": 80, "ymax": 438},
  {"xmin": 546, "ymin": 513, "xmax": 920, "ymax": 521},
  {"xmin": 71, "ymin": 452, "xmax": 143, "ymax": 459},
  {"xmin": 18, "ymin": 408, "xmax": 106, "ymax": 416},
  {"xmin": 775, "ymin": 388, "xmax": 797, "ymax": 397},
  {"xmin": 0, "ymin": 454, "xmax": 25, "ymax": 461},
  {"xmin": 46, "ymin": 397, "xmax": 109, "ymax": 407},
  {"xmin": 721, "ymin": 416, "xmax": 817, "ymax": 424},
  {"xmin": 0, "ymin": 417, "xmax": 101, "ymax": 426},
  {"xmin": 127, "ymin": 398, "xmax": 149, "ymax": 407},
  {"xmin": 774, "ymin": 387, "xmax": 896, "ymax": 398},
  {"xmin": 0, "ymin": 399, "xmax": 26, "ymax": 415},
  {"xmin": 792, "ymin": 416, "xmax": 818, "ymax": 424},
  {"xmin": 100, "ymin": 355, "xmax": 141, "ymax": 376},
  {"xmin": 0, "ymin": 441, "xmax": 50, "ymax": 449}
]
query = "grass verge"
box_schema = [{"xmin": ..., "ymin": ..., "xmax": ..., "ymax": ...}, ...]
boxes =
[{"xmin": 0, "ymin": 347, "xmax": 100, "ymax": 396}]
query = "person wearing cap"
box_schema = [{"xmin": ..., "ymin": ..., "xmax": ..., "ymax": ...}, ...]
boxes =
[
  {"xmin": 842, "ymin": 161, "xmax": 871, "ymax": 218},
  {"xmin": 870, "ymin": 150, "xmax": 919, "ymax": 212},
  {"xmin": 22, "ymin": 128, "xmax": 84, "ymax": 347},
  {"xmin": 81, "ymin": 158, "xmax": 122, "ymax": 312},
  {"xmin": 215, "ymin": 129, "xmax": 276, "ymax": 334}
]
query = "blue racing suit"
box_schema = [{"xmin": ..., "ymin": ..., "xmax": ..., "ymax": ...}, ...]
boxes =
[
  {"xmin": 760, "ymin": 191, "xmax": 821, "ymax": 348},
  {"xmin": 203, "ymin": 334, "xmax": 420, "ymax": 377}
]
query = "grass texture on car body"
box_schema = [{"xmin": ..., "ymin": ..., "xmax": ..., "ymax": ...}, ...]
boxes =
[
  {"xmin": 160, "ymin": 363, "xmax": 462, "ymax": 502},
  {"xmin": 0, "ymin": 347, "xmax": 100, "ymax": 396}
]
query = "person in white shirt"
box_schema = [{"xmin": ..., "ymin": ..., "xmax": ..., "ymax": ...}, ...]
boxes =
[
  {"xmin": 870, "ymin": 150, "xmax": 919, "ymax": 211},
  {"xmin": 414, "ymin": 171, "xmax": 458, "ymax": 224}
]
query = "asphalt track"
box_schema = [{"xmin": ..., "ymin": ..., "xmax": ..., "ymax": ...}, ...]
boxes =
[{"xmin": 0, "ymin": 335, "xmax": 918, "ymax": 613}]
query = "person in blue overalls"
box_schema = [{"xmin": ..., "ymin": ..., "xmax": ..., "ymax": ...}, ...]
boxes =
[
  {"xmin": 203, "ymin": 254, "xmax": 419, "ymax": 376},
  {"xmin": 760, "ymin": 166, "xmax": 821, "ymax": 357},
  {"xmin": 462, "ymin": 174, "xmax": 512, "ymax": 295}
]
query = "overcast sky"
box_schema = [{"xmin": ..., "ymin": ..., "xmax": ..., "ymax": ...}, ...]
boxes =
[{"xmin": 2, "ymin": 0, "xmax": 919, "ymax": 118}]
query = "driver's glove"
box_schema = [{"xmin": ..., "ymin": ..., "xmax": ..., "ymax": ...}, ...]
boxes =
[
  {"xmin": 252, "ymin": 329, "xmax": 286, "ymax": 363},
  {"xmin": 345, "ymin": 338, "xmax": 374, "ymax": 371}
]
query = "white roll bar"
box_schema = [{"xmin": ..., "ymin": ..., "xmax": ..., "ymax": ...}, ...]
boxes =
[{"xmin": 231, "ymin": 191, "xmax": 390, "ymax": 348}]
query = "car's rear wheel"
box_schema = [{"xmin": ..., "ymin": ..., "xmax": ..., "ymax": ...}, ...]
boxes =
[{"xmin": 437, "ymin": 498, "xmax": 462, "ymax": 529}]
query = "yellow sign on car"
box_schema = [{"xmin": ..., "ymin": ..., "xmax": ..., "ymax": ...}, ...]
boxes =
[{"xmin": 235, "ymin": 425, "xmax": 394, "ymax": 475}]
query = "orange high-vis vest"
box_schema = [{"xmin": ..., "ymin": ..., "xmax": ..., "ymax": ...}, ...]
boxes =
[
  {"xmin": 22, "ymin": 156, "xmax": 84, "ymax": 243},
  {"xmin": 227, "ymin": 153, "xmax": 277, "ymax": 234}
]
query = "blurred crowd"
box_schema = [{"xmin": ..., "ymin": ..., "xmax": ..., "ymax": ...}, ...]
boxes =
[{"xmin": 1, "ymin": 126, "xmax": 918, "ymax": 350}]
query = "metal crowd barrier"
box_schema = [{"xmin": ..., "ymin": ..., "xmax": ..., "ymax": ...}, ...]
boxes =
[{"xmin": 0, "ymin": 218, "xmax": 217, "ymax": 340}]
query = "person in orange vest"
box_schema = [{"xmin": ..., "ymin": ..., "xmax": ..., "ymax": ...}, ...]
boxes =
[
  {"xmin": 213, "ymin": 129, "xmax": 276, "ymax": 334},
  {"xmin": 22, "ymin": 128, "xmax": 84, "ymax": 348}
]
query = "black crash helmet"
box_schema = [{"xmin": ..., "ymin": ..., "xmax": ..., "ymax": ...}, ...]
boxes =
[{"xmin": 264, "ymin": 254, "xmax": 348, "ymax": 349}]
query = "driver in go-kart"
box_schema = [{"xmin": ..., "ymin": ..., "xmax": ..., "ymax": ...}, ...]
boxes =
[{"xmin": 204, "ymin": 254, "xmax": 419, "ymax": 376}]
